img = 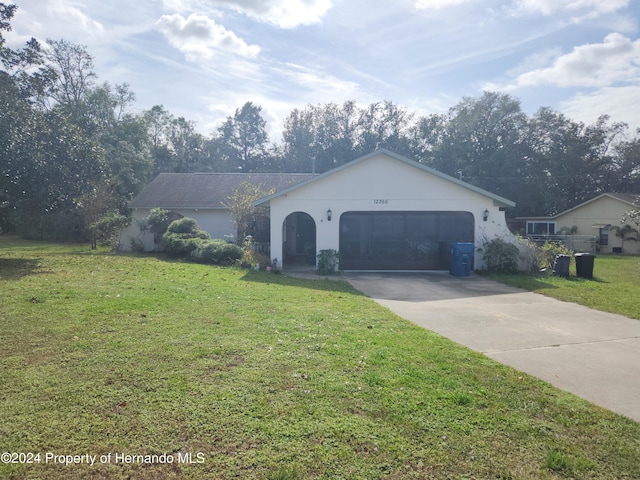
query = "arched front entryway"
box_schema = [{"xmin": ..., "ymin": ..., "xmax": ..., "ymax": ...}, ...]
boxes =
[{"xmin": 283, "ymin": 212, "xmax": 316, "ymax": 266}]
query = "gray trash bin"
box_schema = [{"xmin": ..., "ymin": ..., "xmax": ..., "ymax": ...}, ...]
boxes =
[
  {"xmin": 552, "ymin": 254, "xmax": 570, "ymax": 278},
  {"xmin": 575, "ymin": 253, "xmax": 595, "ymax": 279},
  {"xmin": 450, "ymin": 242, "xmax": 475, "ymax": 277}
]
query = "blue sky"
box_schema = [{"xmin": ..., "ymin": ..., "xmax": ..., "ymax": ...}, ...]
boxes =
[{"xmin": 6, "ymin": 0, "xmax": 640, "ymax": 141}]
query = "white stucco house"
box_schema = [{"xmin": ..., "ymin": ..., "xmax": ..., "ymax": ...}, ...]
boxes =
[
  {"xmin": 121, "ymin": 149, "xmax": 516, "ymax": 271},
  {"xmin": 519, "ymin": 193, "xmax": 640, "ymax": 254}
]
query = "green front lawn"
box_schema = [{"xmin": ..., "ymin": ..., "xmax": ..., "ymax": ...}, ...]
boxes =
[
  {"xmin": 487, "ymin": 254, "xmax": 640, "ymax": 320},
  {"xmin": 1, "ymin": 238, "xmax": 639, "ymax": 479}
]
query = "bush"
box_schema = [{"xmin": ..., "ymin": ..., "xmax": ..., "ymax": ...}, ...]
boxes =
[
  {"xmin": 158, "ymin": 217, "xmax": 242, "ymax": 266},
  {"xmin": 146, "ymin": 208, "xmax": 183, "ymax": 250},
  {"xmin": 317, "ymin": 249, "xmax": 339, "ymax": 275},
  {"xmin": 190, "ymin": 239, "xmax": 226, "ymax": 262},
  {"xmin": 486, "ymin": 237, "xmax": 575, "ymax": 275},
  {"xmin": 481, "ymin": 237, "xmax": 519, "ymax": 273},
  {"xmin": 161, "ymin": 218, "xmax": 211, "ymax": 257},
  {"xmin": 190, "ymin": 240, "xmax": 242, "ymax": 265},
  {"xmin": 90, "ymin": 212, "xmax": 130, "ymax": 250},
  {"xmin": 215, "ymin": 243, "xmax": 243, "ymax": 264},
  {"xmin": 535, "ymin": 241, "xmax": 574, "ymax": 272},
  {"xmin": 167, "ymin": 217, "xmax": 200, "ymax": 234}
]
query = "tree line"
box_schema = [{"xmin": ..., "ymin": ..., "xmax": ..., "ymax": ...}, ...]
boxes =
[{"xmin": 1, "ymin": 3, "xmax": 639, "ymax": 242}]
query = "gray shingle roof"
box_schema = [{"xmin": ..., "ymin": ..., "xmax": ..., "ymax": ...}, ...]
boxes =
[
  {"xmin": 129, "ymin": 173, "xmax": 313, "ymax": 209},
  {"xmin": 605, "ymin": 192, "xmax": 639, "ymax": 205}
]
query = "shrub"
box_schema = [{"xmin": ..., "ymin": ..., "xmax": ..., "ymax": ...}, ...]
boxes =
[
  {"xmin": 162, "ymin": 234, "xmax": 203, "ymax": 257},
  {"xmin": 502, "ymin": 237, "xmax": 575, "ymax": 273},
  {"xmin": 239, "ymin": 235, "xmax": 271, "ymax": 268},
  {"xmin": 317, "ymin": 249, "xmax": 339, "ymax": 275},
  {"xmin": 146, "ymin": 208, "xmax": 183, "ymax": 250},
  {"xmin": 214, "ymin": 243, "xmax": 243, "ymax": 265},
  {"xmin": 535, "ymin": 241, "xmax": 573, "ymax": 272},
  {"xmin": 167, "ymin": 217, "xmax": 200, "ymax": 234},
  {"xmin": 190, "ymin": 239, "xmax": 242, "ymax": 265},
  {"xmin": 481, "ymin": 237, "xmax": 519, "ymax": 273},
  {"xmin": 161, "ymin": 218, "xmax": 211, "ymax": 257},
  {"xmin": 190, "ymin": 239, "xmax": 226, "ymax": 262},
  {"xmin": 90, "ymin": 212, "xmax": 130, "ymax": 250}
]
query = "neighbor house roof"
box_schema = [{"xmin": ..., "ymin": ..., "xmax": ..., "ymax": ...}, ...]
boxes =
[
  {"xmin": 129, "ymin": 173, "xmax": 313, "ymax": 210},
  {"xmin": 517, "ymin": 193, "xmax": 640, "ymax": 221},
  {"xmin": 253, "ymin": 149, "xmax": 516, "ymax": 208}
]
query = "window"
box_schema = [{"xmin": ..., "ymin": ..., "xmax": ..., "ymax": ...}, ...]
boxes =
[
  {"xmin": 526, "ymin": 221, "xmax": 556, "ymax": 235},
  {"xmin": 599, "ymin": 228, "xmax": 609, "ymax": 246}
]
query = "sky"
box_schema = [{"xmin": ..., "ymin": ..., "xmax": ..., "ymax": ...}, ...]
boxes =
[{"xmin": 5, "ymin": 0, "xmax": 640, "ymax": 141}]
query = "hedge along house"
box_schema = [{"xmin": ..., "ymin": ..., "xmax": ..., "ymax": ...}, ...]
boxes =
[
  {"xmin": 120, "ymin": 172, "xmax": 313, "ymax": 252},
  {"xmin": 253, "ymin": 149, "xmax": 516, "ymax": 271}
]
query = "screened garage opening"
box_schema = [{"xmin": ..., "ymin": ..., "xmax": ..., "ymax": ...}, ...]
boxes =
[{"xmin": 339, "ymin": 211, "xmax": 474, "ymax": 270}]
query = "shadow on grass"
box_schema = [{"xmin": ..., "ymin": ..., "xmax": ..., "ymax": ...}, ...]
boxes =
[
  {"xmin": 488, "ymin": 272, "xmax": 608, "ymax": 292},
  {"xmin": 0, "ymin": 258, "xmax": 42, "ymax": 280},
  {"xmin": 239, "ymin": 269, "xmax": 366, "ymax": 295}
]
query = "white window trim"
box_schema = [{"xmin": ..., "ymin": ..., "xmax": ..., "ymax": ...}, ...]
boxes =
[{"xmin": 526, "ymin": 221, "xmax": 557, "ymax": 235}]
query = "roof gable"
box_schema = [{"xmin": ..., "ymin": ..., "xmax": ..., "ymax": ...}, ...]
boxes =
[
  {"xmin": 519, "ymin": 193, "xmax": 639, "ymax": 220},
  {"xmin": 129, "ymin": 173, "xmax": 313, "ymax": 209},
  {"xmin": 254, "ymin": 149, "xmax": 516, "ymax": 208}
]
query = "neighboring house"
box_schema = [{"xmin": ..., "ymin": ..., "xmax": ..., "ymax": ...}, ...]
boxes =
[
  {"xmin": 254, "ymin": 149, "xmax": 515, "ymax": 271},
  {"xmin": 119, "ymin": 172, "xmax": 312, "ymax": 252},
  {"xmin": 519, "ymin": 193, "xmax": 640, "ymax": 254},
  {"xmin": 121, "ymin": 149, "xmax": 516, "ymax": 270}
]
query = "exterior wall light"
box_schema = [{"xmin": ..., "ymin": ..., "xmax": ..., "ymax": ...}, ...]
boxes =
[
  {"xmin": 327, "ymin": 209, "xmax": 332, "ymax": 221},
  {"xmin": 483, "ymin": 209, "xmax": 489, "ymax": 221}
]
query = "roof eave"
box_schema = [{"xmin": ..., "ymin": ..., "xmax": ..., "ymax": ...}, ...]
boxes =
[
  {"xmin": 254, "ymin": 149, "xmax": 516, "ymax": 208},
  {"xmin": 129, "ymin": 205, "xmax": 227, "ymax": 210}
]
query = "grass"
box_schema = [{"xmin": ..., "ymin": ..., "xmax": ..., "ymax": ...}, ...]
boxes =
[
  {"xmin": 487, "ymin": 255, "xmax": 640, "ymax": 320},
  {"xmin": 1, "ymin": 236, "xmax": 640, "ymax": 479}
]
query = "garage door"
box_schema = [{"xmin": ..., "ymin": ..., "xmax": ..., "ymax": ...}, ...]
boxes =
[{"xmin": 339, "ymin": 211, "xmax": 474, "ymax": 270}]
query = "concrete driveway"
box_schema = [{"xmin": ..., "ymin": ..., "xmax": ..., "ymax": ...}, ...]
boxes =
[{"xmin": 343, "ymin": 272, "xmax": 640, "ymax": 422}]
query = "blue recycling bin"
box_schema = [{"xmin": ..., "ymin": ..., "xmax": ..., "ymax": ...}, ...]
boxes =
[{"xmin": 450, "ymin": 242, "xmax": 475, "ymax": 277}]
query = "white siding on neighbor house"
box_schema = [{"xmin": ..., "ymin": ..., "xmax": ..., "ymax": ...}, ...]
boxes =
[
  {"xmin": 267, "ymin": 152, "xmax": 514, "ymax": 270},
  {"xmin": 119, "ymin": 208, "xmax": 236, "ymax": 252}
]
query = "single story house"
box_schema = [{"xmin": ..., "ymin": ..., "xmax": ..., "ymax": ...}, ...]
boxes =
[
  {"xmin": 254, "ymin": 150, "xmax": 515, "ymax": 271},
  {"xmin": 518, "ymin": 193, "xmax": 640, "ymax": 254},
  {"xmin": 119, "ymin": 172, "xmax": 313, "ymax": 251},
  {"xmin": 121, "ymin": 149, "xmax": 516, "ymax": 270}
]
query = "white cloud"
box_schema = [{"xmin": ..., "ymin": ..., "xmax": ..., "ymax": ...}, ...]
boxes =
[
  {"xmin": 488, "ymin": 33, "xmax": 640, "ymax": 90},
  {"xmin": 155, "ymin": 13, "xmax": 260, "ymax": 61},
  {"xmin": 514, "ymin": 0, "xmax": 629, "ymax": 16},
  {"xmin": 561, "ymin": 86, "xmax": 640, "ymax": 131},
  {"xmin": 46, "ymin": 0, "xmax": 105, "ymax": 35},
  {"xmin": 413, "ymin": 0, "xmax": 628, "ymax": 15},
  {"xmin": 162, "ymin": 0, "xmax": 333, "ymax": 28},
  {"xmin": 282, "ymin": 63, "xmax": 362, "ymax": 100},
  {"xmin": 7, "ymin": 0, "xmax": 106, "ymax": 44},
  {"xmin": 255, "ymin": 0, "xmax": 333, "ymax": 28},
  {"xmin": 414, "ymin": 0, "xmax": 474, "ymax": 9}
]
